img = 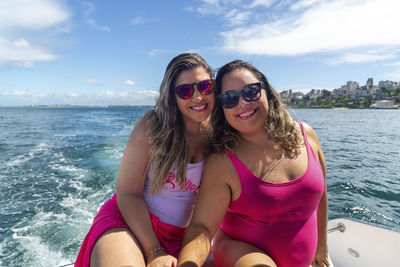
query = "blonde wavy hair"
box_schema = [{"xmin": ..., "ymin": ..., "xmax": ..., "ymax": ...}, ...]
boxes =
[
  {"xmin": 145, "ymin": 53, "xmax": 213, "ymax": 194},
  {"xmin": 209, "ymin": 60, "xmax": 302, "ymax": 158}
]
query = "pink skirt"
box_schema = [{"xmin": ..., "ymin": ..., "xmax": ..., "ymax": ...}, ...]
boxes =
[{"xmin": 75, "ymin": 193, "xmax": 186, "ymax": 267}]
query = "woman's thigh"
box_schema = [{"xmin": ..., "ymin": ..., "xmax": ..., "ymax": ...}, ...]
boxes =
[
  {"xmin": 212, "ymin": 229, "xmax": 276, "ymax": 267},
  {"xmin": 90, "ymin": 227, "xmax": 145, "ymax": 267}
]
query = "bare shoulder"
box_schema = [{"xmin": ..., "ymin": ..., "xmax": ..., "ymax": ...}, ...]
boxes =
[
  {"xmin": 121, "ymin": 110, "xmax": 154, "ymax": 169},
  {"xmin": 203, "ymin": 151, "xmax": 240, "ymax": 199},
  {"xmin": 299, "ymin": 122, "xmax": 319, "ymax": 142},
  {"xmin": 299, "ymin": 121, "xmax": 327, "ymax": 173},
  {"xmin": 205, "ymin": 152, "xmax": 235, "ymax": 175},
  {"xmin": 131, "ymin": 110, "xmax": 153, "ymax": 135},
  {"xmin": 126, "ymin": 110, "xmax": 154, "ymax": 146}
]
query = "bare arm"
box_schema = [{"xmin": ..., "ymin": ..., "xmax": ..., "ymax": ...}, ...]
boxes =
[
  {"xmin": 115, "ymin": 111, "xmax": 165, "ymax": 262},
  {"xmin": 303, "ymin": 122, "xmax": 329, "ymax": 266},
  {"xmin": 178, "ymin": 153, "xmax": 234, "ymax": 267}
]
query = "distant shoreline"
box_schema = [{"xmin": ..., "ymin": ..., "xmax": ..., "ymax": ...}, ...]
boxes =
[
  {"xmin": 0, "ymin": 104, "xmax": 155, "ymax": 108},
  {"xmin": 0, "ymin": 104, "xmax": 398, "ymax": 109}
]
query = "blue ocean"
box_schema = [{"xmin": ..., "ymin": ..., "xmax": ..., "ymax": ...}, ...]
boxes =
[{"xmin": 0, "ymin": 107, "xmax": 399, "ymax": 266}]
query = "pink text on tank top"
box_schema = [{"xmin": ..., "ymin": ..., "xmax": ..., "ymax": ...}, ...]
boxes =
[{"xmin": 164, "ymin": 168, "xmax": 200, "ymax": 192}]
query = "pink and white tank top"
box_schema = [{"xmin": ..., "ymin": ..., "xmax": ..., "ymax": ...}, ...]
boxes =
[{"xmin": 142, "ymin": 160, "xmax": 204, "ymax": 228}]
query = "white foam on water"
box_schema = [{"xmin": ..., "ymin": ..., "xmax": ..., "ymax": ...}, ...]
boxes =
[
  {"xmin": 49, "ymin": 157, "xmax": 90, "ymax": 192},
  {"xmin": 10, "ymin": 210, "xmax": 84, "ymax": 266},
  {"xmin": 104, "ymin": 145, "xmax": 124, "ymax": 160},
  {"xmin": 51, "ymin": 163, "xmax": 81, "ymax": 173},
  {"xmin": 59, "ymin": 186, "xmax": 115, "ymax": 243},
  {"xmin": 350, "ymin": 205, "xmax": 398, "ymax": 226},
  {"xmin": 6, "ymin": 143, "xmax": 50, "ymax": 167},
  {"xmin": 60, "ymin": 194, "xmax": 96, "ymax": 219},
  {"xmin": 114, "ymin": 123, "xmax": 135, "ymax": 137},
  {"xmin": 69, "ymin": 178, "xmax": 87, "ymax": 192},
  {"xmin": 12, "ymin": 233, "xmax": 71, "ymax": 266},
  {"xmin": 0, "ymin": 242, "xmax": 4, "ymax": 265}
]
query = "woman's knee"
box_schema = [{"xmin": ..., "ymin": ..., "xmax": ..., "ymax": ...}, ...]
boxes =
[
  {"xmin": 90, "ymin": 227, "xmax": 145, "ymax": 267},
  {"xmin": 213, "ymin": 238, "xmax": 276, "ymax": 267}
]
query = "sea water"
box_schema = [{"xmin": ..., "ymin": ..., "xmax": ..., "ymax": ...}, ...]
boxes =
[{"xmin": 0, "ymin": 107, "xmax": 399, "ymax": 266}]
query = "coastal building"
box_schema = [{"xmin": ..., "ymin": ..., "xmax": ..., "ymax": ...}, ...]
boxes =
[
  {"xmin": 347, "ymin": 81, "xmax": 359, "ymax": 99},
  {"xmin": 280, "ymin": 90, "xmax": 290, "ymax": 102},
  {"xmin": 279, "ymin": 89, "xmax": 304, "ymax": 103},
  {"xmin": 333, "ymin": 86, "xmax": 346, "ymax": 98},
  {"xmin": 292, "ymin": 91, "xmax": 304, "ymax": 100},
  {"xmin": 371, "ymin": 87, "xmax": 390, "ymax": 100},
  {"xmin": 309, "ymin": 89, "xmax": 322, "ymax": 99},
  {"xmin": 378, "ymin": 80, "xmax": 395, "ymax": 90},
  {"xmin": 366, "ymin": 78, "xmax": 373, "ymax": 90},
  {"xmin": 282, "ymin": 78, "xmax": 398, "ymax": 106},
  {"xmin": 366, "ymin": 78, "xmax": 373, "ymax": 95}
]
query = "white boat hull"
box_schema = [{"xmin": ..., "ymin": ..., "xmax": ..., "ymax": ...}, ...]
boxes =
[{"xmin": 325, "ymin": 218, "xmax": 400, "ymax": 267}]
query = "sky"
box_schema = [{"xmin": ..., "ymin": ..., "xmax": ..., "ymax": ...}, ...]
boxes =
[{"xmin": 1, "ymin": 0, "xmax": 400, "ymax": 106}]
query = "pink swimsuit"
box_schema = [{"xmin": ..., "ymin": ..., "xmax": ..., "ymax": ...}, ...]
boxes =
[{"xmin": 220, "ymin": 122, "xmax": 324, "ymax": 267}]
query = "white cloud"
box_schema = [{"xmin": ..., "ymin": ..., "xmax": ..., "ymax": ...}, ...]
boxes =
[
  {"xmin": 220, "ymin": 0, "xmax": 400, "ymax": 57},
  {"xmin": 0, "ymin": 90, "xmax": 158, "ymax": 106},
  {"xmin": 386, "ymin": 62, "xmax": 400, "ymax": 67},
  {"xmin": 18, "ymin": 61, "xmax": 35, "ymax": 67},
  {"xmin": 202, "ymin": 0, "xmax": 221, "ymax": 5},
  {"xmin": 385, "ymin": 61, "xmax": 400, "ymax": 80},
  {"xmin": 250, "ymin": 0, "xmax": 277, "ymax": 8},
  {"xmin": 122, "ymin": 80, "xmax": 136, "ymax": 86},
  {"xmin": 82, "ymin": 2, "xmax": 96, "ymax": 18},
  {"xmin": 138, "ymin": 90, "xmax": 158, "ymax": 98},
  {"xmin": 328, "ymin": 52, "xmax": 396, "ymax": 65},
  {"xmin": 13, "ymin": 38, "xmax": 30, "ymax": 47},
  {"xmin": 0, "ymin": 0, "xmax": 70, "ymax": 66},
  {"xmin": 0, "ymin": 90, "xmax": 34, "ymax": 96},
  {"xmin": 0, "ymin": 0, "xmax": 70, "ymax": 30},
  {"xmin": 183, "ymin": 6, "xmax": 195, "ymax": 12},
  {"xmin": 0, "ymin": 37, "xmax": 59, "ymax": 65},
  {"xmin": 149, "ymin": 49, "xmax": 174, "ymax": 56},
  {"xmin": 225, "ymin": 10, "xmax": 252, "ymax": 26},
  {"xmin": 86, "ymin": 79, "xmax": 103, "ymax": 86},
  {"xmin": 149, "ymin": 49, "xmax": 159, "ymax": 56},
  {"xmin": 130, "ymin": 17, "xmax": 146, "ymax": 26},
  {"xmin": 290, "ymin": 0, "xmax": 320, "ymax": 10},
  {"xmin": 195, "ymin": 0, "xmax": 243, "ymax": 16},
  {"xmin": 387, "ymin": 70, "xmax": 400, "ymax": 80},
  {"xmin": 129, "ymin": 16, "xmax": 158, "ymax": 26},
  {"xmin": 82, "ymin": 2, "xmax": 111, "ymax": 31},
  {"xmin": 85, "ymin": 19, "xmax": 111, "ymax": 31}
]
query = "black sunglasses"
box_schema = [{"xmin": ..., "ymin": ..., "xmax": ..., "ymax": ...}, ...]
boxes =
[
  {"xmin": 175, "ymin": 79, "xmax": 215, "ymax": 100},
  {"xmin": 218, "ymin": 82, "xmax": 263, "ymax": 109}
]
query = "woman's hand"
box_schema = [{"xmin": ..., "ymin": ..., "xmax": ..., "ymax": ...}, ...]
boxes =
[
  {"xmin": 147, "ymin": 250, "xmax": 177, "ymax": 267},
  {"xmin": 311, "ymin": 244, "xmax": 330, "ymax": 267}
]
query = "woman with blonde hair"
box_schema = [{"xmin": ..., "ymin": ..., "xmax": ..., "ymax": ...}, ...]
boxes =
[
  {"xmin": 75, "ymin": 53, "xmax": 215, "ymax": 267},
  {"xmin": 178, "ymin": 60, "xmax": 329, "ymax": 267}
]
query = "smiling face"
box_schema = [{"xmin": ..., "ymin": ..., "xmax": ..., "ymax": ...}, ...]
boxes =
[
  {"xmin": 220, "ymin": 68, "xmax": 269, "ymax": 136},
  {"xmin": 174, "ymin": 66, "xmax": 215, "ymax": 127}
]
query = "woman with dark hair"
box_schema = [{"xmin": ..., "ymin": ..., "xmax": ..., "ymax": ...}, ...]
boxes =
[
  {"xmin": 75, "ymin": 53, "xmax": 215, "ymax": 267},
  {"xmin": 178, "ymin": 60, "xmax": 329, "ymax": 267}
]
